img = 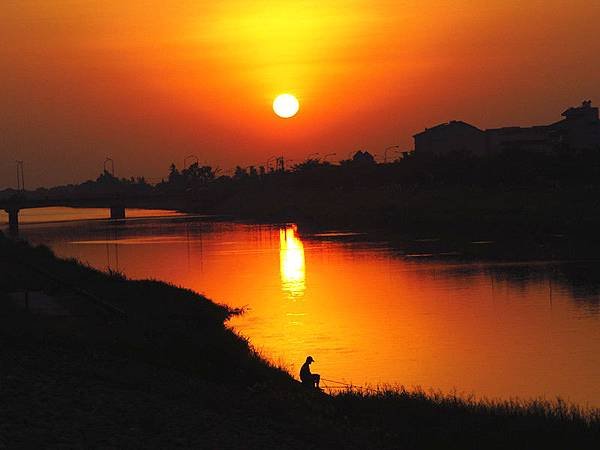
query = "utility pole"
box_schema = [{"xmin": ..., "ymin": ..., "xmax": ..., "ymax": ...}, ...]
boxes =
[{"xmin": 16, "ymin": 160, "xmax": 24, "ymax": 191}]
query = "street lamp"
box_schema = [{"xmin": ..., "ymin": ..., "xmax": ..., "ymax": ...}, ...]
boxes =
[
  {"xmin": 323, "ymin": 152, "xmax": 336, "ymax": 162},
  {"xmin": 16, "ymin": 160, "xmax": 24, "ymax": 191},
  {"xmin": 184, "ymin": 154, "xmax": 199, "ymax": 170},
  {"xmin": 104, "ymin": 157, "xmax": 115, "ymax": 176},
  {"xmin": 266, "ymin": 155, "xmax": 278, "ymax": 171}
]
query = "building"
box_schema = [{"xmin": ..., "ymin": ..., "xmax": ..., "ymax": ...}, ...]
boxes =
[
  {"xmin": 485, "ymin": 125, "xmax": 551, "ymax": 154},
  {"xmin": 553, "ymin": 100, "xmax": 600, "ymax": 150},
  {"xmin": 413, "ymin": 101, "xmax": 600, "ymax": 156},
  {"xmin": 413, "ymin": 121, "xmax": 486, "ymax": 156}
]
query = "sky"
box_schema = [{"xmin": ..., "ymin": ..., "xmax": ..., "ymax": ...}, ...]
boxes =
[{"xmin": 1, "ymin": 0, "xmax": 599, "ymax": 188}]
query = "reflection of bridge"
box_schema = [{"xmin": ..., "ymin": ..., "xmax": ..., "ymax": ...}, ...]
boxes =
[{"xmin": 0, "ymin": 194, "xmax": 178, "ymax": 234}]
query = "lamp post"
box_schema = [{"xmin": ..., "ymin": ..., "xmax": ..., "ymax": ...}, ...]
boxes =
[
  {"xmin": 16, "ymin": 160, "xmax": 25, "ymax": 191},
  {"xmin": 323, "ymin": 152, "xmax": 336, "ymax": 162},
  {"xmin": 266, "ymin": 156, "xmax": 278, "ymax": 171},
  {"xmin": 184, "ymin": 154, "xmax": 199, "ymax": 170},
  {"xmin": 104, "ymin": 157, "xmax": 115, "ymax": 176}
]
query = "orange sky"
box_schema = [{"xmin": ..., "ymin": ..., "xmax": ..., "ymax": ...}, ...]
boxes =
[{"xmin": 1, "ymin": 0, "xmax": 599, "ymax": 188}]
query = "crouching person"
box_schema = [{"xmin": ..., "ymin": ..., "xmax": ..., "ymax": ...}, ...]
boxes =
[{"xmin": 300, "ymin": 356, "xmax": 320, "ymax": 388}]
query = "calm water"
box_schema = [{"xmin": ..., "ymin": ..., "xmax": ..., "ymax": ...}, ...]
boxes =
[{"xmin": 6, "ymin": 207, "xmax": 600, "ymax": 407}]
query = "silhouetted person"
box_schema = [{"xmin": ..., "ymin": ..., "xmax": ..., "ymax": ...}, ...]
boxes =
[{"xmin": 300, "ymin": 356, "xmax": 320, "ymax": 388}]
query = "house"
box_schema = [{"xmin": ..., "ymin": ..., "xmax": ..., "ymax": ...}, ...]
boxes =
[
  {"xmin": 485, "ymin": 125, "xmax": 552, "ymax": 154},
  {"xmin": 413, "ymin": 121, "xmax": 486, "ymax": 156},
  {"xmin": 553, "ymin": 100, "xmax": 600, "ymax": 150},
  {"xmin": 413, "ymin": 101, "xmax": 600, "ymax": 155}
]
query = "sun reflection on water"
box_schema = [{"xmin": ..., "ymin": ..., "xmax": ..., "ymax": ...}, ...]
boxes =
[
  {"xmin": 18, "ymin": 217, "xmax": 600, "ymax": 407},
  {"xmin": 279, "ymin": 226, "xmax": 306, "ymax": 299}
]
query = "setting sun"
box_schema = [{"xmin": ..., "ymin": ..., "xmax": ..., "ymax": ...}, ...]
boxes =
[
  {"xmin": 4, "ymin": 0, "xmax": 600, "ymax": 446},
  {"xmin": 273, "ymin": 93, "xmax": 299, "ymax": 118}
]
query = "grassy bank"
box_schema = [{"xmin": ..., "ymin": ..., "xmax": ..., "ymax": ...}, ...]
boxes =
[{"xmin": 1, "ymin": 233, "xmax": 599, "ymax": 448}]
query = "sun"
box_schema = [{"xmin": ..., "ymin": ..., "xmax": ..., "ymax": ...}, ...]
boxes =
[{"xmin": 273, "ymin": 94, "xmax": 299, "ymax": 118}]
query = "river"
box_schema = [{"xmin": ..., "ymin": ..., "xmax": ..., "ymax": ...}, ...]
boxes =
[{"xmin": 5, "ymin": 207, "xmax": 600, "ymax": 407}]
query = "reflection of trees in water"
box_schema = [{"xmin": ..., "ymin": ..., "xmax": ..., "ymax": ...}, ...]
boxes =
[
  {"xmin": 105, "ymin": 224, "xmax": 119, "ymax": 272},
  {"xmin": 442, "ymin": 261, "xmax": 600, "ymax": 313},
  {"xmin": 556, "ymin": 263, "xmax": 600, "ymax": 304},
  {"xmin": 22, "ymin": 217, "xmax": 600, "ymax": 314}
]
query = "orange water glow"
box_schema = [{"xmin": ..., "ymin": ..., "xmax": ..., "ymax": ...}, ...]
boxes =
[
  {"xmin": 21, "ymin": 216, "xmax": 600, "ymax": 406},
  {"xmin": 0, "ymin": 207, "xmax": 182, "ymax": 224},
  {"xmin": 280, "ymin": 226, "xmax": 306, "ymax": 298}
]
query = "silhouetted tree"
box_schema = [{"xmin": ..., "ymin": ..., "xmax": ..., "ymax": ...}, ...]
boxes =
[
  {"xmin": 352, "ymin": 150, "xmax": 376, "ymax": 165},
  {"xmin": 182, "ymin": 163, "xmax": 216, "ymax": 185},
  {"xmin": 168, "ymin": 164, "xmax": 181, "ymax": 184},
  {"xmin": 292, "ymin": 158, "xmax": 329, "ymax": 172},
  {"xmin": 233, "ymin": 166, "xmax": 246, "ymax": 179}
]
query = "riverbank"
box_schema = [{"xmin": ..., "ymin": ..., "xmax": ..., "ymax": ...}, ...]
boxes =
[
  {"xmin": 206, "ymin": 182, "xmax": 600, "ymax": 261},
  {"xmin": 1, "ymin": 233, "xmax": 599, "ymax": 448}
]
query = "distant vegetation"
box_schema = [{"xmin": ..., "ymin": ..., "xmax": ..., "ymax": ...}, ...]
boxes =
[
  {"xmin": 2, "ymin": 233, "xmax": 599, "ymax": 448},
  {"xmin": 3, "ymin": 147, "xmax": 600, "ymax": 243}
]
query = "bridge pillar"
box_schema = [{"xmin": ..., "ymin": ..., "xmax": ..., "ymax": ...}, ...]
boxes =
[
  {"xmin": 6, "ymin": 208, "xmax": 19, "ymax": 234},
  {"xmin": 110, "ymin": 206, "xmax": 126, "ymax": 220}
]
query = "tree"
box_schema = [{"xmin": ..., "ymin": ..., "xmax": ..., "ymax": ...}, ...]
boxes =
[
  {"xmin": 168, "ymin": 163, "xmax": 181, "ymax": 184},
  {"xmin": 352, "ymin": 150, "xmax": 376, "ymax": 165},
  {"xmin": 234, "ymin": 166, "xmax": 247, "ymax": 179}
]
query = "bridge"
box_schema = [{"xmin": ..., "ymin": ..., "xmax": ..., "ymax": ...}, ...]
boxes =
[{"xmin": 0, "ymin": 193, "xmax": 187, "ymax": 234}]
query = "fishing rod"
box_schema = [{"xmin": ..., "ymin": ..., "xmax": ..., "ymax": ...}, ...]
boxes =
[
  {"xmin": 321, "ymin": 378, "xmax": 353, "ymax": 386},
  {"xmin": 320, "ymin": 378, "xmax": 380, "ymax": 393}
]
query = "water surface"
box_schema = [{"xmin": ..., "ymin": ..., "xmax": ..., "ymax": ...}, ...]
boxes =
[{"xmin": 10, "ymin": 207, "xmax": 600, "ymax": 407}]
